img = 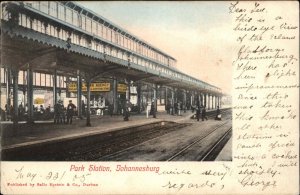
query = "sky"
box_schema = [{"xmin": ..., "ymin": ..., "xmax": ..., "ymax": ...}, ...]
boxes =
[{"xmin": 77, "ymin": 1, "xmax": 233, "ymax": 94}]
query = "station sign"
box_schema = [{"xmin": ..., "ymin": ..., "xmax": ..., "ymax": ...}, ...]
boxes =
[
  {"xmin": 117, "ymin": 84, "xmax": 127, "ymax": 93},
  {"xmin": 68, "ymin": 82, "xmax": 111, "ymax": 92},
  {"xmin": 34, "ymin": 97, "xmax": 45, "ymax": 104}
]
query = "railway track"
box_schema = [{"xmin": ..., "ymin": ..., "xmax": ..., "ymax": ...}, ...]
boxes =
[
  {"xmin": 69, "ymin": 109, "xmax": 232, "ymax": 161},
  {"xmin": 166, "ymin": 121, "xmax": 231, "ymax": 161},
  {"xmin": 68, "ymin": 122, "xmax": 190, "ymax": 161},
  {"xmin": 200, "ymin": 127, "xmax": 232, "ymax": 161},
  {"xmin": 101, "ymin": 117, "xmax": 232, "ymax": 161}
]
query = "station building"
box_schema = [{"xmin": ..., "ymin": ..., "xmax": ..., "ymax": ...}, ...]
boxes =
[{"xmin": 0, "ymin": 1, "xmax": 223, "ymax": 125}]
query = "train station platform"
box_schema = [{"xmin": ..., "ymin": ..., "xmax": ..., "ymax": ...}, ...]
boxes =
[
  {"xmin": 2, "ymin": 110, "xmax": 197, "ymax": 150},
  {"xmin": 215, "ymin": 137, "xmax": 232, "ymax": 161}
]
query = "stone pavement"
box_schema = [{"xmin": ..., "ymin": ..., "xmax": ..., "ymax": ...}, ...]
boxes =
[{"xmin": 1, "ymin": 111, "xmax": 195, "ymax": 149}]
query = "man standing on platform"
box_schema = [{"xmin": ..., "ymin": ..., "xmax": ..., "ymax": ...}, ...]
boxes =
[
  {"xmin": 54, "ymin": 101, "xmax": 61, "ymax": 124},
  {"xmin": 81, "ymin": 100, "xmax": 86, "ymax": 117},
  {"xmin": 123, "ymin": 100, "xmax": 131, "ymax": 121},
  {"xmin": 196, "ymin": 104, "xmax": 201, "ymax": 121},
  {"xmin": 66, "ymin": 100, "xmax": 76, "ymax": 124},
  {"xmin": 202, "ymin": 105, "xmax": 208, "ymax": 121},
  {"xmin": 151, "ymin": 102, "xmax": 156, "ymax": 118},
  {"xmin": 215, "ymin": 106, "xmax": 221, "ymax": 120}
]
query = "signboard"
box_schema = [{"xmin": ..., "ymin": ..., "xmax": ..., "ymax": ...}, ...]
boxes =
[
  {"xmin": 68, "ymin": 82, "xmax": 111, "ymax": 92},
  {"xmin": 34, "ymin": 97, "xmax": 45, "ymax": 104},
  {"xmin": 117, "ymin": 84, "xmax": 127, "ymax": 93}
]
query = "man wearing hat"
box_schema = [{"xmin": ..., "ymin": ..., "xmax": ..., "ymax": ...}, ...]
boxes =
[
  {"xmin": 66, "ymin": 100, "xmax": 76, "ymax": 124},
  {"xmin": 54, "ymin": 101, "xmax": 61, "ymax": 124}
]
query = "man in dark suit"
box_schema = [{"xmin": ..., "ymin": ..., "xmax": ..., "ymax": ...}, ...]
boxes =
[{"xmin": 66, "ymin": 100, "xmax": 76, "ymax": 124}]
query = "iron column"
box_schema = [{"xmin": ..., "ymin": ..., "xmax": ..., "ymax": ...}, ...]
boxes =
[
  {"xmin": 26, "ymin": 66, "xmax": 34, "ymax": 123},
  {"xmin": 113, "ymin": 78, "xmax": 118, "ymax": 114},
  {"xmin": 12, "ymin": 69, "xmax": 19, "ymax": 125},
  {"xmin": 6, "ymin": 68, "xmax": 11, "ymax": 108},
  {"xmin": 137, "ymin": 83, "xmax": 141, "ymax": 113},
  {"xmin": 53, "ymin": 69, "xmax": 57, "ymax": 106},
  {"xmin": 86, "ymin": 79, "xmax": 91, "ymax": 126},
  {"xmin": 77, "ymin": 70, "xmax": 82, "ymax": 119}
]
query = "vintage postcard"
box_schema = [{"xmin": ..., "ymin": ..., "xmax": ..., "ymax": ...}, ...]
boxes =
[{"xmin": 0, "ymin": 1, "xmax": 299, "ymax": 194}]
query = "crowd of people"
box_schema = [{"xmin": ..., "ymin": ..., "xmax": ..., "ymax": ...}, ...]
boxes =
[
  {"xmin": 194, "ymin": 104, "xmax": 221, "ymax": 121},
  {"xmin": 165, "ymin": 101, "xmax": 186, "ymax": 116},
  {"xmin": 1, "ymin": 102, "xmax": 52, "ymax": 121},
  {"xmin": 0, "ymin": 98, "xmax": 221, "ymax": 123}
]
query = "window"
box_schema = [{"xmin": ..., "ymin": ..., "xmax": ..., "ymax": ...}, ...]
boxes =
[
  {"xmin": 32, "ymin": 19, "xmax": 42, "ymax": 32},
  {"xmin": 58, "ymin": 4, "xmax": 65, "ymax": 21},
  {"xmin": 112, "ymin": 30, "xmax": 115, "ymax": 43},
  {"xmin": 49, "ymin": 2, "xmax": 57, "ymax": 17},
  {"xmin": 98, "ymin": 43, "xmax": 104, "ymax": 53},
  {"xmin": 30, "ymin": 1, "xmax": 40, "ymax": 10},
  {"xmin": 36, "ymin": 73, "xmax": 41, "ymax": 86},
  {"xmin": 118, "ymin": 50, "xmax": 122, "ymax": 59},
  {"xmin": 80, "ymin": 36, "xmax": 86, "ymax": 47},
  {"xmin": 107, "ymin": 28, "xmax": 112, "ymax": 41},
  {"xmin": 112, "ymin": 48, "xmax": 116, "ymax": 57},
  {"xmin": 72, "ymin": 33, "xmax": 79, "ymax": 44},
  {"xmin": 81, "ymin": 16, "xmax": 86, "ymax": 30},
  {"xmin": 66, "ymin": 8, "xmax": 73, "ymax": 24},
  {"xmin": 40, "ymin": 2, "xmax": 48, "ymax": 14},
  {"xmin": 120, "ymin": 35, "xmax": 124, "ymax": 47},
  {"xmin": 102, "ymin": 26, "xmax": 107, "ymax": 39},
  {"xmin": 92, "ymin": 21, "xmax": 97, "ymax": 35},
  {"xmin": 49, "ymin": 25, "xmax": 55, "ymax": 37},
  {"xmin": 40, "ymin": 73, "xmax": 45, "ymax": 86},
  {"xmin": 86, "ymin": 18, "xmax": 92, "ymax": 33},
  {"xmin": 97, "ymin": 23, "xmax": 102, "ymax": 38},
  {"xmin": 41, "ymin": 22, "xmax": 47, "ymax": 34},
  {"xmin": 73, "ymin": 12, "xmax": 79, "ymax": 27},
  {"xmin": 115, "ymin": 32, "xmax": 119, "ymax": 44},
  {"xmin": 46, "ymin": 74, "xmax": 52, "ymax": 87},
  {"xmin": 127, "ymin": 39, "xmax": 130, "ymax": 50}
]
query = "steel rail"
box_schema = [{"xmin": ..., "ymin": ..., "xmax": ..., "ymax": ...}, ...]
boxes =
[
  {"xmin": 200, "ymin": 127, "xmax": 232, "ymax": 161},
  {"xmin": 167, "ymin": 121, "xmax": 230, "ymax": 161}
]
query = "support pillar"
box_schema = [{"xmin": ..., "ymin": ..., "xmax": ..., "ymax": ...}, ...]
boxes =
[
  {"xmin": 165, "ymin": 87, "xmax": 168, "ymax": 111},
  {"xmin": 210, "ymin": 95, "xmax": 212, "ymax": 109},
  {"xmin": 126, "ymin": 80, "xmax": 131, "ymax": 101},
  {"xmin": 53, "ymin": 69, "xmax": 57, "ymax": 106},
  {"xmin": 171, "ymin": 89, "xmax": 174, "ymax": 115},
  {"xmin": 27, "ymin": 67, "xmax": 34, "ymax": 123},
  {"xmin": 6, "ymin": 68, "xmax": 11, "ymax": 108},
  {"xmin": 77, "ymin": 71, "xmax": 82, "ymax": 119},
  {"xmin": 183, "ymin": 90, "xmax": 187, "ymax": 112},
  {"xmin": 153, "ymin": 84, "xmax": 157, "ymax": 111},
  {"xmin": 12, "ymin": 69, "xmax": 19, "ymax": 125},
  {"xmin": 86, "ymin": 79, "xmax": 91, "ymax": 126},
  {"xmin": 204, "ymin": 93, "xmax": 207, "ymax": 108},
  {"xmin": 113, "ymin": 78, "xmax": 118, "ymax": 114},
  {"xmin": 212, "ymin": 95, "xmax": 214, "ymax": 109},
  {"xmin": 199, "ymin": 93, "xmax": 202, "ymax": 106},
  {"xmin": 208, "ymin": 94, "xmax": 211, "ymax": 110},
  {"xmin": 137, "ymin": 83, "xmax": 141, "ymax": 113}
]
